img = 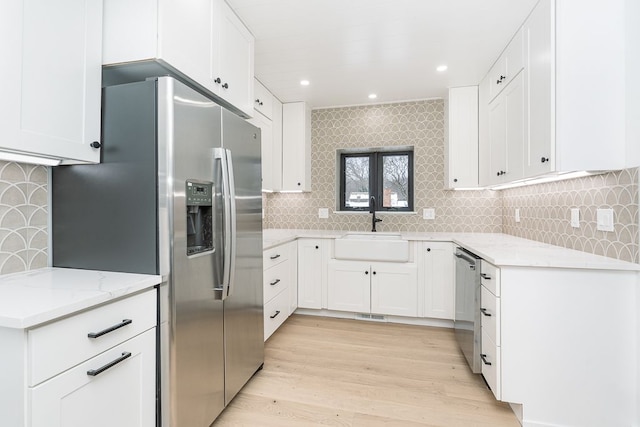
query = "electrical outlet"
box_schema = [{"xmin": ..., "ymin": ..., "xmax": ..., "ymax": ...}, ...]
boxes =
[
  {"xmin": 596, "ymin": 208, "xmax": 614, "ymax": 232},
  {"xmin": 570, "ymin": 208, "xmax": 580, "ymax": 228},
  {"xmin": 515, "ymin": 208, "xmax": 520, "ymax": 223},
  {"xmin": 423, "ymin": 208, "xmax": 435, "ymax": 220},
  {"xmin": 318, "ymin": 208, "xmax": 329, "ymax": 219}
]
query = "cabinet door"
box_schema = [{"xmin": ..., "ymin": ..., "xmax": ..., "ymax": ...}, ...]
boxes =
[
  {"xmin": 524, "ymin": 0, "xmax": 554, "ymax": 178},
  {"xmin": 297, "ymin": 239, "xmax": 325, "ymax": 309},
  {"xmin": 271, "ymin": 97, "xmax": 283, "ymax": 191},
  {"xmin": 254, "ymin": 79, "xmax": 274, "ymax": 119},
  {"xmin": 217, "ymin": 1, "xmax": 254, "ymax": 117},
  {"xmin": 30, "ymin": 329, "xmax": 156, "ymax": 427},
  {"xmin": 445, "ymin": 86, "xmax": 479, "ymax": 188},
  {"xmin": 371, "ymin": 263, "xmax": 418, "ymax": 317},
  {"xmin": 422, "ymin": 242, "xmax": 455, "ymax": 320},
  {"xmin": 282, "ymin": 102, "xmax": 312, "ymax": 191},
  {"xmin": 488, "ymin": 95, "xmax": 507, "ymax": 185},
  {"xmin": 504, "ymin": 71, "xmax": 525, "ymax": 182},
  {"xmin": 327, "ymin": 260, "xmax": 371, "ymax": 313},
  {"xmin": 0, "ymin": 0, "xmax": 102, "ymax": 163},
  {"xmin": 247, "ymin": 112, "xmax": 273, "ymax": 191}
]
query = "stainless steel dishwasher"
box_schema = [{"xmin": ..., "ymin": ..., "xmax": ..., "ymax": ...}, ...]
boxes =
[{"xmin": 454, "ymin": 247, "xmax": 482, "ymax": 373}]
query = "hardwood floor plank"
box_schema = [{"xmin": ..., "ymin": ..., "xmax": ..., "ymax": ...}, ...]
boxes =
[{"xmin": 214, "ymin": 315, "xmax": 520, "ymax": 426}]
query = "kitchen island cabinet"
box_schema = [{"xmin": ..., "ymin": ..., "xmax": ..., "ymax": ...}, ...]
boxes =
[
  {"xmin": 0, "ymin": 268, "xmax": 161, "ymax": 427},
  {"xmin": 0, "ymin": 0, "xmax": 102, "ymax": 164}
]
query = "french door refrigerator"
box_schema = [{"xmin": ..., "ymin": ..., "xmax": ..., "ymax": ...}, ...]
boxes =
[{"xmin": 51, "ymin": 76, "xmax": 264, "ymax": 426}]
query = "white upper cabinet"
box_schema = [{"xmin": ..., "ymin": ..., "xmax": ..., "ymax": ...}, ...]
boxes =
[
  {"xmin": 444, "ymin": 86, "xmax": 479, "ymax": 189},
  {"xmin": 487, "ymin": 29, "xmax": 524, "ymax": 103},
  {"xmin": 282, "ymin": 102, "xmax": 312, "ymax": 192},
  {"xmin": 479, "ymin": 0, "xmax": 638, "ymax": 186},
  {"xmin": 0, "ymin": 0, "xmax": 102, "ymax": 164},
  {"xmin": 254, "ymin": 79, "xmax": 274, "ymax": 119},
  {"xmin": 247, "ymin": 111, "xmax": 274, "ymax": 191},
  {"xmin": 103, "ymin": 0, "xmax": 255, "ymax": 117}
]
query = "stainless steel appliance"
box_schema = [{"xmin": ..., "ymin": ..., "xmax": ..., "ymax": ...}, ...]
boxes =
[
  {"xmin": 51, "ymin": 77, "xmax": 264, "ymax": 426},
  {"xmin": 454, "ymin": 247, "xmax": 481, "ymax": 373}
]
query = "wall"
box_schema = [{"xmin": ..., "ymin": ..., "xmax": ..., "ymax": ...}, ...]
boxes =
[
  {"xmin": 265, "ymin": 100, "xmax": 640, "ymax": 264},
  {"xmin": 265, "ymin": 100, "xmax": 502, "ymax": 232},
  {"xmin": 502, "ymin": 167, "xmax": 639, "ymax": 263},
  {"xmin": 0, "ymin": 161, "xmax": 48, "ymax": 274}
]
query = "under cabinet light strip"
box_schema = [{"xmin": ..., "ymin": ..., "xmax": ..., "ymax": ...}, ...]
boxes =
[{"xmin": 0, "ymin": 151, "xmax": 62, "ymax": 166}]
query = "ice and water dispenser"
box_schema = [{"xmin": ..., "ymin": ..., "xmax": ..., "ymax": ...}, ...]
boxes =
[{"xmin": 186, "ymin": 181, "xmax": 213, "ymax": 255}]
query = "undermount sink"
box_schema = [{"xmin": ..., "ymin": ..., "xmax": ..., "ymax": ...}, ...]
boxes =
[{"xmin": 334, "ymin": 233, "xmax": 409, "ymax": 262}]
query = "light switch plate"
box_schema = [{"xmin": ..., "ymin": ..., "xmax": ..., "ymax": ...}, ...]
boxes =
[
  {"xmin": 423, "ymin": 208, "xmax": 435, "ymax": 220},
  {"xmin": 515, "ymin": 208, "xmax": 520, "ymax": 223},
  {"xmin": 318, "ymin": 208, "xmax": 329, "ymax": 219},
  {"xmin": 596, "ymin": 208, "xmax": 614, "ymax": 232},
  {"xmin": 570, "ymin": 208, "xmax": 580, "ymax": 228}
]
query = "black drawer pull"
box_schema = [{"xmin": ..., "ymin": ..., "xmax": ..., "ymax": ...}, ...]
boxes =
[
  {"xmin": 269, "ymin": 254, "xmax": 281, "ymax": 260},
  {"xmin": 88, "ymin": 319, "xmax": 132, "ymax": 339},
  {"xmin": 87, "ymin": 352, "xmax": 132, "ymax": 376},
  {"xmin": 270, "ymin": 310, "xmax": 281, "ymax": 319},
  {"xmin": 480, "ymin": 354, "xmax": 492, "ymax": 366},
  {"xmin": 270, "ymin": 279, "xmax": 281, "ymax": 286},
  {"xmin": 480, "ymin": 308, "xmax": 492, "ymax": 317},
  {"xmin": 480, "ymin": 273, "xmax": 492, "ymax": 280}
]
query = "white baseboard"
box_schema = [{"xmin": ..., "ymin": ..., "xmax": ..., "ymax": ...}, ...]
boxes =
[{"xmin": 293, "ymin": 308, "xmax": 454, "ymax": 329}]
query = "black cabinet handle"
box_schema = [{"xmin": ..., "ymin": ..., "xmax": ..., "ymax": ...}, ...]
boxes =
[
  {"xmin": 453, "ymin": 178, "xmax": 458, "ymax": 183},
  {"xmin": 222, "ymin": 83, "xmax": 229, "ymax": 89},
  {"xmin": 270, "ymin": 310, "xmax": 281, "ymax": 319},
  {"xmin": 480, "ymin": 308, "xmax": 492, "ymax": 317},
  {"xmin": 297, "ymin": 182, "xmax": 301, "ymax": 186},
  {"xmin": 90, "ymin": 141, "xmax": 101, "ymax": 149},
  {"xmin": 426, "ymin": 248, "xmax": 431, "ymax": 252},
  {"xmin": 315, "ymin": 246, "xmax": 319, "ymax": 249},
  {"xmin": 480, "ymin": 354, "xmax": 492, "ymax": 366},
  {"xmin": 88, "ymin": 319, "xmax": 132, "ymax": 339},
  {"xmin": 372, "ymin": 271, "xmax": 376, "ymax": 275},
  {"xmin": 365, "ymin": 271, "xmax": 369, "ymax": 275},
  {"xmin": 255, "ymin": 98, "xmax": 260, "ymax": 103},
  {"xmin": 496, "ymin": 170, "xmax": 506, "ymax": 176},
  {"xmin": 270, "ymin": 279, "xmax": 281, "ymax": 286},
  {"xmin": 480, "ymin": 273, "xmax": 491, "ymax": 280},
  {"xmin": 541, "ymin": 157, "xmax": 549, "ymax": 163},
  {"xmin": 214, "ymin": 77, "xmax": 221, "ymax": 84},
  {"xmin": 87, "ymin": 352, "xmax": 132, "ymax": 376},
  {"xmin": 270, "ymin": 254, "xmax": 281, "ymax": 260}
]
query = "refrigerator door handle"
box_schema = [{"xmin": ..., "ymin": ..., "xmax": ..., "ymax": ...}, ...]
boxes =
[
  {"xmin": 225, "ymin": 149, "xmax": 237, "ymax": 299},
  {"xmin": 214, "ymin": 148, "xmax": 233, "ymax": 300}
]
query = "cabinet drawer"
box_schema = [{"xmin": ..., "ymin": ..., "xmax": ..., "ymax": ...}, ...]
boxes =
[
  {"xmin": 480, "ymin": 285, "xmax": 501, "ymax": 346},
  {"xmin": 481, "ymin": 330, "xmax": 501, "ymax": 400},
  {"xmin": 28, "ymin": 289, "xmax": 156, "ymax": 386},
  {"xmin": 263, "ymin": 246, "xmax": 289, "ymax": 269},
  {"xmin": 480, "ymin": 260, "xmax": 500, "ymax": 296},
  {"xmin": 264, "ymin": 287, "xmax": 289, "ymax": 341},
  {"xmin": 30, "ymin": 328, "xmax": 156, "ymax": 427},
  {"xmin": 264, "ymin": 259, "xmax": 290, "ymax": 303}
]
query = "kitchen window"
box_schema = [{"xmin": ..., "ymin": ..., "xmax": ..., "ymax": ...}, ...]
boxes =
[{"xmin": 338, "ymin": 149, "xmax": 414, "ymax": 212}]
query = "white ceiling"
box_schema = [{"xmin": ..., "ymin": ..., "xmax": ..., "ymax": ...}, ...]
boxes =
[{"xmin": 227, "ymin": 0, "xmax": 539, "ymax": 108}]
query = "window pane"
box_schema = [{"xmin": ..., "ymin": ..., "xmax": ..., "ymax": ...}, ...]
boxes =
[
  {"xmin": 382, "ymin": 154, "xmax": 409, "ymax": 208},
  {"xmin": 344, "ymin": 156, "xmax": 370, "ymax": 208}
]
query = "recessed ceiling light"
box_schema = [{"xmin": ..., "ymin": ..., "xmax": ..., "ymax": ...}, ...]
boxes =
[
  {"xmin": 300, "ymin": 80, "xmax": 310, "ymax": 86},
  {"xmin": 436, "ymin": 65, "xmax": 448, "ymax": 72},
  {"xmin": 368, "ymin": 94, "xmax": 377, "ymax": 99}
]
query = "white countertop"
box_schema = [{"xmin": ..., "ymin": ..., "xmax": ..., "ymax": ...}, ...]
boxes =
[
  {"xmin": 0, "ymin": 268, "xmax": 162, "ymax": 329},
  {"xmin": 263, "ymin": 229, "xmax": 640, "ymax": 271}
]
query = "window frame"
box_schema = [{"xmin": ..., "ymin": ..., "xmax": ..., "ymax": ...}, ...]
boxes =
[{"xmin": 339, "ymin": 149, "xmax": 414, "ymax": 212}]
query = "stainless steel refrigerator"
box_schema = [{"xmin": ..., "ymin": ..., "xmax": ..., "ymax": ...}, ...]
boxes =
[{"xmin": 51, "ymin": 76, "xmax": 264, "ymax": 426}]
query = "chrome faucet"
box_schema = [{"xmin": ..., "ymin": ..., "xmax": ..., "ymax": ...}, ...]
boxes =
[{"xmin": 370, "ymin": 196, "xmax": 382, "ymax": 232}]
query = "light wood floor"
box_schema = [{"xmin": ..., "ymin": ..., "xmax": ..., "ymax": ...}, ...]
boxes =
[{"xmin": 214, "ymin": 315, "xmax": 520, "ymax": 426}]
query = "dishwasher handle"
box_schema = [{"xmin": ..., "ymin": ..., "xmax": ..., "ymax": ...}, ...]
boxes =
[{"xmin": 455, "ymin": 251, "xmax": 478, "ymax": 266}]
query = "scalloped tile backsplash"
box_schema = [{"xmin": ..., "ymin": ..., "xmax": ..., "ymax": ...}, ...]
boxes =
[
  {"xmin": 265, "ymin": 100, "xmax": 639, "ymax": 263},
  {"xmin": 0, "ymin": 99, "xmax": 637, "ymax": 275}
]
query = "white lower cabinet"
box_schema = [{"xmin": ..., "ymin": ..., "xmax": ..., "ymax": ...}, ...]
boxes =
[
  {"xmin": 327, "ymin": 260, "xmax": 417, "ymax": 317},
  {"xmin": 30, "ymin": 329, "xmax": 156, "ymax": 427},
  {"xmin": 263, "ymin": 241, "xmax": 297, "ymax": 340},
  {"xmin": 480, "ymin": 260, "xmax": 501, "ymax": 400},
  {"xmin": 420, "ymin": 242, "xmax": 455, "ymax": 319},
  {"xmin": 0, "ymin": 288, "xmax": 157, "ymax": 427},
  {"xmin": 297, "ymin": 239, "xmax": 328, "ymax": 309}
]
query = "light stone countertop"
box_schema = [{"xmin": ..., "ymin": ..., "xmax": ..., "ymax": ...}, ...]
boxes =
[
  {"xmin": 0, "ymin": 268, "xmax": 162, "ymax": 329},
  {"xmin": 263, "ymin": 229, "xmax": 640, "ymax": 272}
]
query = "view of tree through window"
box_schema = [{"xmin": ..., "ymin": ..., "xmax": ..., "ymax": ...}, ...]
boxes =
[{"xmin": 339, "ymin": 150, "xmax": 413, "ymax": 211}]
